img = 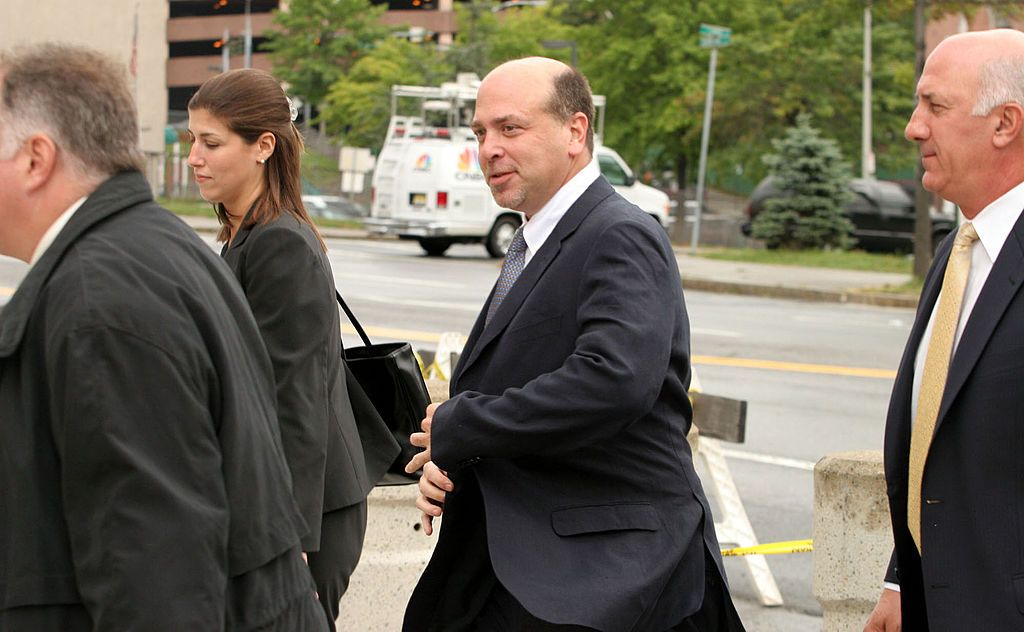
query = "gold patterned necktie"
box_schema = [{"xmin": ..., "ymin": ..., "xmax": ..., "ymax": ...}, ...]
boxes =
[{"xmin": 907, "ymin": 222, "xmax": 979, "ymax": 553}]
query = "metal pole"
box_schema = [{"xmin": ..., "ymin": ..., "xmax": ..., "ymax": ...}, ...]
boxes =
[
  {"xmin": 244, "ymin": 0, "xmax": 253, "ymax": 69},
  {"xmin": 862, "ymin": 2, "xmax": 873, "ymax": 178},
  {"xmin": 691, "ymin": 46, "xmax": 717, "ymax": 252},
  {"xmin": 222, "ymin": 28, "xmax": 230, "ymax": 73}
]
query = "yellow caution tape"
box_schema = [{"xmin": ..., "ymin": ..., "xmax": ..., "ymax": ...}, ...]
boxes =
[{"xmin": 720, "ymin": 539, "xmax": 813, "ymax": 557}]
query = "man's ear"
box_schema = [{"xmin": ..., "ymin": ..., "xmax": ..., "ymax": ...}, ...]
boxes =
[
  {"xmin": 567, "ymin": 111, "xmax": 589, "ymax": 157},
  {"xmin": 993, "ymin": 102, "xmax": 1024, "ymax": 149},
  {"xmin": 23, "ymin": 134, "xmax": 59, "ymax": 192},
  {"xmin": 257, "ymin": 131, "xmax": 277, "ymax": 162}
]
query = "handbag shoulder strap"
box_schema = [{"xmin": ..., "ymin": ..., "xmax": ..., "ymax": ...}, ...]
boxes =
[{"xmin": 335, "ymin": 290, "xmax": 373, "ymax": 347}]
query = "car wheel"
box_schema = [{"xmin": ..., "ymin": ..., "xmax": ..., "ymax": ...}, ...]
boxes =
[
  {"xmin": 486, "ymin": 216, "xmax": 521, "ymax": 258},
  {"xmin": 419, "ymin": 238, "xmax": 452, "ymax": 257}
]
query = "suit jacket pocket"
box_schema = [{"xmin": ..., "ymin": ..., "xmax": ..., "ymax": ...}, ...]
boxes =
[{"xmin": 551, "ymin": 503, "xmax": 660, "ymax": 536}]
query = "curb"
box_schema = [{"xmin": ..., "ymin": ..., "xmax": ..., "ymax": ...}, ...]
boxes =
[
  {"xmin": 183, "ymin": 219, "xmax": 918, "ymax": 309},
  {"xmin": 681, "ymin": 278, "xmax": 918, "ymax": 309}
]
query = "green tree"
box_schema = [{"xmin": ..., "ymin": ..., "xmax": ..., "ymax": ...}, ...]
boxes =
[
  {"xmin": 262, "ymin": 0, "xmax": 388, "ymax": 119},
  {"xmin": 322, "ymin": 38, "xmax": 453, "ymax": 150},
  {"xmin": 446, "ymin": 1, "xmax": 576, "ymax": 76},
  {"xmin": 570, "ymin": 0, "xmax": 923, "ymax": 192},
  {"xmin": 752, "ymin": 113, "xmax": 855, "ymax": 250}
]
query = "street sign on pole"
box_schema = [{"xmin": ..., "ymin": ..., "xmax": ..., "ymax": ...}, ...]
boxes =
[
  {"xmin": 699, "ymin": 23, "xmax": 732, "ymax": 48},
  {"xmin": 692, "ymin": 24, "xmax": 731, "ymax": 251}
]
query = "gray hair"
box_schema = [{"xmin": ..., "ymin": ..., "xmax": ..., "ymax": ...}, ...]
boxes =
[
  {"xmin": 0, "ymin": 43, "xmax": 143, "ymax": 181},
  {"xmin": 972, "ymin": 56, "xmax": 1024, "ymax": 116}
]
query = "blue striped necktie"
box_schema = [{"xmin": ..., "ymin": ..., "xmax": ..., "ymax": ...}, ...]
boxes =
[{"xmin": 485, "ymin": 226, "xmax": 527, "ymax": 326}]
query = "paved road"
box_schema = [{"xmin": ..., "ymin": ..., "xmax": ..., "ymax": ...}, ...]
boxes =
[{"xmin": 1, "ymin": 236, "xmax": 912, "ymax": 627}]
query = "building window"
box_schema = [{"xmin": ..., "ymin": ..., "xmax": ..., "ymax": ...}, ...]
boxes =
[
  {"xmin": 170, "ymin": 37, "xmax": 270, "ymax": 58},
  {"xmin": 170, "ymin": 0, "xmax": 279, "ymax": 19},
  {"xmin": 369, "ymin": 0, "xmax": 438, "ymax": 9}
]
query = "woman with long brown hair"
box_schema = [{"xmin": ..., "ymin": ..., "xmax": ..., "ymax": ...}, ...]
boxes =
[{"xmin": 187, "ymin": 69, "xmax": 398, "ymax": 630}]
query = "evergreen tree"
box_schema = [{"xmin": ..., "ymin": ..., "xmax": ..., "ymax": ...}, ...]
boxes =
[{"xmin": 752, "ymin": 113, "xmax": 855, "ymax": 250}]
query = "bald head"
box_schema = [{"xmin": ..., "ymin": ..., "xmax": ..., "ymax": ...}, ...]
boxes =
[
  {"xmin": 908, "ymin": 29, "xmax": 1024, "ymax": 216},
  {"xmin": 471, "ymin": 57, "xmax": 594, "ymax": 216},
  {"xmin": 928, "ymin": 29, "xmax": 1024, "ymax": 116},
  {"xmin": 481, "ymin": 57, "xmax": 595, "ymax": 153}
]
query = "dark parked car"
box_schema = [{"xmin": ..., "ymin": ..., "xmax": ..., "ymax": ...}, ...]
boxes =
[{"xmin": 741, "ymin": 176, "xmax": 956, "ymax": 252}]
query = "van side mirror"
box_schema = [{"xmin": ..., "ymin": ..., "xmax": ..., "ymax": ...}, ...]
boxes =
[{"xmin": 624, "ymin": 173, "xmax": 636, "ymax": 186}]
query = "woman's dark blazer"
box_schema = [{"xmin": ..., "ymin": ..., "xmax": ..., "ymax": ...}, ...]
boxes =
[{"xmin": 222, "ymin": 212, "xmax": 398, "ymax": 551}]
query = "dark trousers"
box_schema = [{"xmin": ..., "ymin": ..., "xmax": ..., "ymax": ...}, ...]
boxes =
[
  {"xmin": 307, "ymin": 500, "xmax": 368, "ymax": 632},
  {"xmin": 473, "ymin": 548, "xmax": 745, "ymax": 632}
]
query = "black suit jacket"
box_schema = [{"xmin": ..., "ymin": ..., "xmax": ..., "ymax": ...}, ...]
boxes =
[
  {"xmin": 0, "ymin": 173, "xmax": 316, "ymax": 630},
  {"xmin": 406, "ymin": 178, "xmax": 725, "ymax": 632},
  {"xmin": 222, "ymin": 213, "xmax": 399, "ymax": 550},
  {"xmin": 883, "ymin": 209, "xmax": 1024, "ymax": 630}
]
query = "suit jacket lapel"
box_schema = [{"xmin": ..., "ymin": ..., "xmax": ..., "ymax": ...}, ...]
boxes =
[
  {"xmin": 937, "ymin": 211, "xmax": 1024, "ymax": 425},
  {"xmin": 453, "ymin": 178, "xmax": 616, "ymax": 386}
]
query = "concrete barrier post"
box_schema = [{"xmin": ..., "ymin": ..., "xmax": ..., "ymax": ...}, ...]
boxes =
[{"xmin": 812, "ymin": 450, "xmax": 893, "ymax": 632}]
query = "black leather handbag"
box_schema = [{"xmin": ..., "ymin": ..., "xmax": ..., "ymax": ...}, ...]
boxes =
[{"xmin": 336, "ymin": 291, "xmax": 429, "ymax": 484}]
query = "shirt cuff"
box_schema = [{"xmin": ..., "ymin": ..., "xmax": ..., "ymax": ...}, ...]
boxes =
[{"xmin": 883, "ymin": 582, "xmax": 901, "ymax": 593}]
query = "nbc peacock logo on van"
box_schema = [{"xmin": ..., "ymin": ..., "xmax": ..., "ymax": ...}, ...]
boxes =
[
  {"xmin": 456, "ymin": 147, "xmax": 483, "ymax": 181},
  {"xmin": 414, "ymin": 153, "xmax": 432, "ymax": 172}
]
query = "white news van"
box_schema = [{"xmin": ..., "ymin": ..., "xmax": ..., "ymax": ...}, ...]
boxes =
[{"xmin": 367, "ymin": 75, "xmax": 675, "ymax": 257}]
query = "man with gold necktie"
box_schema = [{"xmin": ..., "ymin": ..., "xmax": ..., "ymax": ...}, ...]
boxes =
[{"xmin": 865, "ymin": 29, "xmax": 1024, "ymax": 632}]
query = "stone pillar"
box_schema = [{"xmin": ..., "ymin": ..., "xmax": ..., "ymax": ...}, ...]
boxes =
[{"xmin": 812, "ymin": 450, "xmax": 893, "ymax": 632}]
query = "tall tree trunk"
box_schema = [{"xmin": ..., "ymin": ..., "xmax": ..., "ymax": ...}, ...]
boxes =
[{"xmin": 912, "ymin": 0, "xmax": 933, "ymax": 279}]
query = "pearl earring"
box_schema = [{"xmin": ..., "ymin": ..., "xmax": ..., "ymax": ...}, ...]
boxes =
[{"xmin": 258, "ymin": 158, "xmax": 266, "ymax": 165}]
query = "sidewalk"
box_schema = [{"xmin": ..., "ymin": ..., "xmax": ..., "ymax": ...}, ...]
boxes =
[
  {"xmin": 180, "ymin": 214, "xmax": 918, "ymax": 309},
  {"xmin": 675, "ymin": 249, "xmax": 918, "ymax": 309}
]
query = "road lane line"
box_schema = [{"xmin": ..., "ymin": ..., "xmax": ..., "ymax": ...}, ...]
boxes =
[
  {"xmin": 343, "ymin": 324, "xmax": 445, "ymax": 344},
  {"xmin": 693, "ymin": 355, "xmax": 896, "ymax": 379},
  {"xmin": 344, "ymin": 323, "xmax": 896, "ymax": 379},
  {"xmin": 0, "ymin": 287, "xmax": 14, "ymax": 297},
  {"xmin": 720, "ymin": 447, "xmax": 816, "ymax": 471},
  {"xmin": 336, "ymin": 273, "xmax": 466, "ymax": 289},
  {"xmin": 692, "ymin": 327, "xmax": 742, "ymax": 338},
  {"xmin": 353, "ymin": 296, "xmax": 483, "ymax": 313}
]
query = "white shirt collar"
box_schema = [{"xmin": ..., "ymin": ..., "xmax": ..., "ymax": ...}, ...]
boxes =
[
  {"xmin": 29, "ymin": 196, "xmax": 87, "ymax": 267},
  {"xmin": 969, "ymin": 179, "xmax": 1024, "ymax": 263},
  {"xmin": 521, "ymin": 158, "xmax": 601, "ymax": 264}
]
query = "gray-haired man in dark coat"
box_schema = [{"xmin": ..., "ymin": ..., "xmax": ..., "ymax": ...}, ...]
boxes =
[{"xmin": 0, "ymin": 44, "xmax": 326, "ymax": 631}]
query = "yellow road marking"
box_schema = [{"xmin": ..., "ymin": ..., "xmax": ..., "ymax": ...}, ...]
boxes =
[
  {"xmin": 693, "ymin": 355, "xmax": 897, "ymax": 379},
  {"xmin": 345, "ymin": 324, "xmax": 896, "ymax": 380}
]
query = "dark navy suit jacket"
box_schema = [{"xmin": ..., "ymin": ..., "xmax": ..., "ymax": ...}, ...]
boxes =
[
  {"xmin": 406, "ymin": 177, "xmax": 725, "ymax": 631},
  {"xmin": 883, "ymin": 208, "xmax": 1024, "ymax": 631}
]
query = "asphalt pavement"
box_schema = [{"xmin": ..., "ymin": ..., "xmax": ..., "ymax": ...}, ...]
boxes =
[{"xmin": 181, "ymin": 213, "xmax": 919, "ymax": 310}]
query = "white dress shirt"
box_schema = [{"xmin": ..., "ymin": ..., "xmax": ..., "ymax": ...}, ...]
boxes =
[
  {"xmin": 29, "ymin": 196, "xmax": 87, "ymax": 267},
  {"xmin": 521, "ymin": 158, "xmax": 600, "ymax": 267},
  {"xmin": 910, "ymin": 181, "xmax": 1024, "ymax": 423}
]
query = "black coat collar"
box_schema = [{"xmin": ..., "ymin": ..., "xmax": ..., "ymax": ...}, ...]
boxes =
[{"xmin": 0, "ymin": 172, "xmax": 153, "ymax": 357}]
